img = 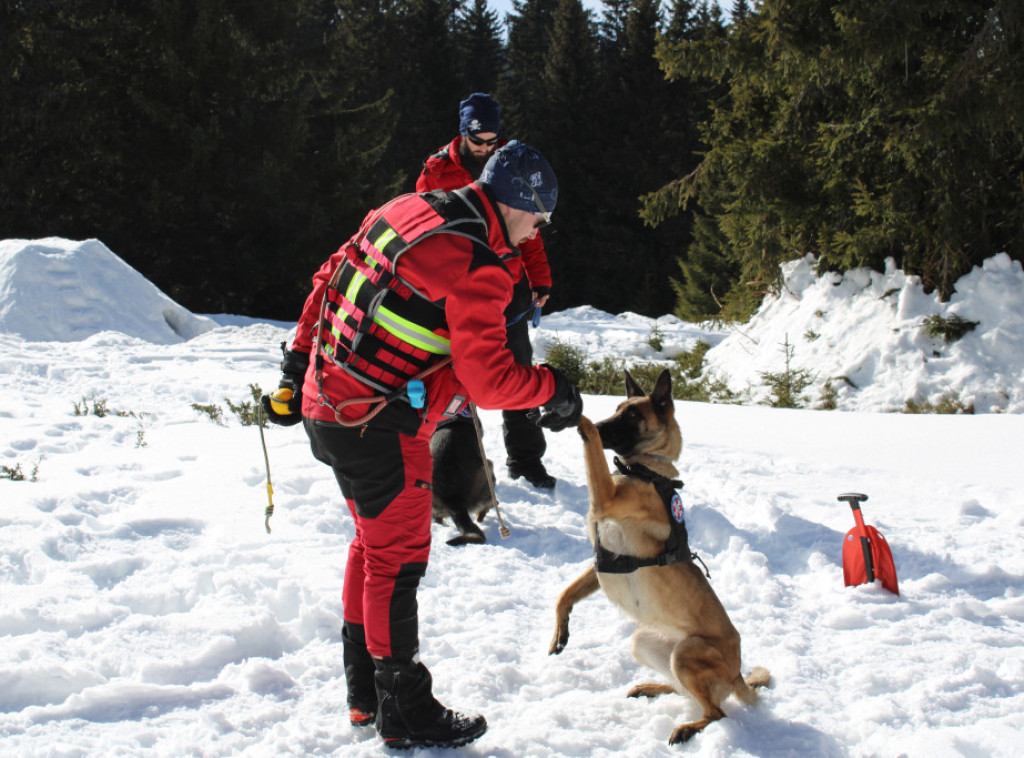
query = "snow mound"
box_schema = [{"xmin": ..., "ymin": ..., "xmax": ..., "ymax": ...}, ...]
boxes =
[
  {"xmin": 0, "ymin": 238, "xmax": 216, "ymax": 344},
  {"xmin": 703, "ymin": 253, "xmax": 1024, "ymax": 413}
]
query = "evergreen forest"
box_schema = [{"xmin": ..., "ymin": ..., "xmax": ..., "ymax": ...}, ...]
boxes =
[{"xmin": 3, "ymin": 0, "xmax": 1021, "ymax": 323}]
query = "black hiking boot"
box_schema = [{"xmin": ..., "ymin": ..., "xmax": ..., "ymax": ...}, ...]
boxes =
[
  {"xmin": 343, "ymin": 622, "xmax": 377, "ymax": 727},
  {"xmin": 374, "ymin": 658, "xmax": 487, "ymax": 750},
  {"xmin": 507, "ymin": 459, "xmax": 555, "ymax": 490}
]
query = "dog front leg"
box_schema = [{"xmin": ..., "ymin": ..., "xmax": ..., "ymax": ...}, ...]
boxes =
[
  {"xmin": 548, "ymin": 566, "xmax": 600, "ymax": 655},
  {"xmin": 578, "ymin": 416, "xmax": 616, "ymax": 516}
]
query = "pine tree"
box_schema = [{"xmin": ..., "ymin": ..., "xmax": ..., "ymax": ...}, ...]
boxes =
[
  {"xmin": 455, "ymin": 0, "xmax": 506, "ymax": 94},
  {"xmin": 501, "ymin": 0, "xmax": 559, "ymax": 141},
  {"xmin": 1, "ymin": 2, "xmax": 139, "ymax": 243},
  {"xmin": 808, "ymin": 0, "xmax": 1024, "ymax": 297},
  {"xmin": 580, "ymin": 0, "xmax": 699, "ymax": 315},
  {"xmin": 390, "ymin": 0, "xmax": 464, "ymax": 181},
  {"xmin": 730, "ymin": 0, "xmax": 750, "ymax": 22},
  {"xmin": 125, "ymin": 0, "xmax": 343, "ymax": 316},
  {"xmin": 528, "ymin": 0, "xmax": 603, "ymax": 312},
  {"xmin": 1, "ymin": 1, "xmax": 398, "ymax": 318},
  {"xmin": 597, "ymin": 0, "xmax": 632, "ymax": 57},
  {"xmin": 646, "ymin": 0, "xmax": 1024, "ymax": 321},
  {"xmin": 641, "ymin": 0, "xmax": 739, "ymax": 320}
]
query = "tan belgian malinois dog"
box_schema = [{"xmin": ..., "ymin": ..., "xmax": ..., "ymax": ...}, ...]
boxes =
[{"xmin": 548, "ymin": 369, "xmax": 770, "ymax": 744}]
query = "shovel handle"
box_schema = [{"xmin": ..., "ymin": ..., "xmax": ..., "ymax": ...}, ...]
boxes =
[
  {"xmin": 838, "ymin": 492, "xmax": 868, "ymax": 506},
  {"xmin": 839, "ymin": 493, "xmax": 874, "ymax": 582},
  {"xmin": 838, "ymin": 492, "xmax": 868, "ymax": 527}
]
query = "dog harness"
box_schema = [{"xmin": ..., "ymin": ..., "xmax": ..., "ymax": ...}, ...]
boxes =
[{"xmin": 594, "ymin": 458, "xmax": 708, "ymax": 576}]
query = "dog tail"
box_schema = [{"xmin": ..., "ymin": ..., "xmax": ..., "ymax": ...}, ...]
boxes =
[
  {"xmin": 733, "ymin": 667, "xmax": 771, "ymax": 705},
  {"xmin": 746, "ymin": 667, "xmax": 771, "ymax": 689}
]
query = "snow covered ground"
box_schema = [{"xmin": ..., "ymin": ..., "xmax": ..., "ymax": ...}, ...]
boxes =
[{"xmin": 2, "ymin": 238, "xmax": 1023, "ymax": 757}]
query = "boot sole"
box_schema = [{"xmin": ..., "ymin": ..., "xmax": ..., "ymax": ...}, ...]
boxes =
[{"xmin": 382, "ymin": 723, "xmax": 487, "ymax": 750}]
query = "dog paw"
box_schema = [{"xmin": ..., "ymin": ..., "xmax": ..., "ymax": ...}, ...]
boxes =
[
  {"xmin": 668, "ymin": 725, "xmax": 700, "ymax": 745},
  {"xmin": 548, "ymin": 633, "xmax": 568, "ymax": 655},
  {"xmin": 446, "ymin": 533, "xmax": 487, "ymax": 547},
  {"xmin": 627, "ymin": 683, "xmax": 675, "ymax": 699}
]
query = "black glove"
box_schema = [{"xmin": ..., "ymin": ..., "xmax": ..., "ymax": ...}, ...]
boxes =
[
  {"xmin": 261, "ymin": 342, "xmax": 309, "ymax": 426},
  {"xmin": 531, "ymin": 286, "xmax": 551, "ymax": 300},
  {"xmin": 537, "ymin": 365, "xmax": 583, "ymax": 431}
]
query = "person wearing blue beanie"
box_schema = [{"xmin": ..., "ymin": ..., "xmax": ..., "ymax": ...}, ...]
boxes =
[
  {"xmin": 267, "ymin": 129, "xmax": 582, "ymax": 750},
  {"xmin": 478, "ymin": 140, "xmax": 558, "ymax": 221},
  {"xmin": 458, "ymin": 92, "xmax": 501, "ymax": 138},
  {"xmin": 417, "ymin": 100, "xmax": 561, "ymax": 491}
]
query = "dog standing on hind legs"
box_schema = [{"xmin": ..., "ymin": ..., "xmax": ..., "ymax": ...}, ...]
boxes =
[{"xmin": 548, "ymin": 369, "xmax": 770, "ymax": 744}]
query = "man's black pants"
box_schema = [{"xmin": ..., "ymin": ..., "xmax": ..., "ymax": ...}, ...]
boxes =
[{"xmin": 502, "ymin": 275, "xmax": 546, "ymax": 467}]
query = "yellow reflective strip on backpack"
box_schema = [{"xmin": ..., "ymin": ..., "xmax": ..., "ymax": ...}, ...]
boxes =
[
  {"xmin": 373, "ymin": 306, "xmax": 451, "ymax": 355},
  {"xmin": 373, "ymin": 227, "xmax": 398, "ymax": 253},
  {"xmin": 345, "ymin": 270, "xmax": 368, "ymax": 304}
]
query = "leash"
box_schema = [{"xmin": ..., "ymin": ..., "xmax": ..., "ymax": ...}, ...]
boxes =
[
  {"xmin": 324, "ymin": 357, "xmax": 453, "ymax": 428},
  {"xmin": 256, "ymin": 404, "xmax": 275, "ymax": 534},
  {"xmin": 506, "ymin": 300, "xmax": 541, "ymax": 328},
  {"xmin": 468, "ymin": 403, "xmax": 511, "ymax": 538}
]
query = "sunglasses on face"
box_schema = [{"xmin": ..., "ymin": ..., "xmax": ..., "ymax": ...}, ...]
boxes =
[{"xmin": 466, "ymin": 133, "xmax": 499, "ymax": 146}]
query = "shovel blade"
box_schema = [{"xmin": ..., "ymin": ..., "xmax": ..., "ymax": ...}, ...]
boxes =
[{"xmin": 843, "ymin": 525, "xmax": 899, "ymax": 595}]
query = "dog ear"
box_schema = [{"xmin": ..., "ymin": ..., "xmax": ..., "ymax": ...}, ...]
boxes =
[
  {"xmin": 651, "ymin": 369, "xmax": 673, "ymax": 413},
  {"xmin": 624, "ymin": 370, "xmax": 644, "ymax": 398}
]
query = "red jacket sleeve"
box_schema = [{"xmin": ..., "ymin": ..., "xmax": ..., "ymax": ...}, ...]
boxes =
[
  {"xmin": 398, "ymin": 234, "xmax": 556, "ymax": 411},
  {"xmin": 446, "ymin": 263, "xmax": 555, "ymax": 410},
  {"xmin": 518, "ymin": 232, "xmax": 552, "ymax": 290}
]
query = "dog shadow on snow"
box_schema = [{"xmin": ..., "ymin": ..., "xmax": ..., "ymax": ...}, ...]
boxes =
[{"xmin": 474, "ymin": 717, "xmax": 846, "ymax": 758}]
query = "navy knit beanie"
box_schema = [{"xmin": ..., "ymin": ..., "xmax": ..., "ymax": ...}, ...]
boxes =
[
  {"xmin": 478, "ymin": 141, "xmax": 558, "ymax": 215},
  {"xmin": 458, "ymin": 93, "xmax": 501, "ymax": 136}
]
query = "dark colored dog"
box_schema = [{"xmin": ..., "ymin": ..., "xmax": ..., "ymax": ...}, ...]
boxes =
[
  {"xmin": 549, "ymin": 369, "xmax": 770, "ymax": 744},
  {"xmin": 430, "ymin": 416, "xmax": 494, "ymax": 546}
]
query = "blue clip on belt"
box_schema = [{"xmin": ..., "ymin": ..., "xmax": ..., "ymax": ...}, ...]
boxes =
[{"xmin": 407, "ymin": 379, "xmax": 426, "ymax": 409}]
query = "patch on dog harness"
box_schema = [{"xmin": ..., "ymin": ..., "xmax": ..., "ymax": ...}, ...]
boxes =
[
  {"xmin": 670, "ymin": 492, "xmax": 685, "ymax": 523},
  {"xmin": 594, "ymin": 458, "xmax": 705, "ymax": 576}
]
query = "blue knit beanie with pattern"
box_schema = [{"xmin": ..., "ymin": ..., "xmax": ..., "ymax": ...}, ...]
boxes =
[
  {"xmin": 458, "ymin": 93, "xmax": 501, "ymax": 136},
  {"xmin": 478, "ymin": 141, "xmax": 558, "ymax": 215}
]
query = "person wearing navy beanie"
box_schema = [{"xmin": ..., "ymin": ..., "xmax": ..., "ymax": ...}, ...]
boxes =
[
  {"xmin": 267, "ymin": 136, "xmax": 581, "ymax": 750},
  {"xmin": 416, "ymin": 98, "xmax": 559, "ymax": 491},
  {"xmin": 459, "ymin": 92, "xmax": 501, "ymax": 138},
  {"xmin": 478, "ymin": 140, "xmax": 558, "ymax": 218}
]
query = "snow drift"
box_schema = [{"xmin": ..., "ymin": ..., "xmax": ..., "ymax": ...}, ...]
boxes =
[
  {"xmin": 0, "ymin": 238, "xmax": 216, "ymax": 344},
  {"xmin": 702, "ymin": 253, "xmax": 1024, "ymax": 413}
]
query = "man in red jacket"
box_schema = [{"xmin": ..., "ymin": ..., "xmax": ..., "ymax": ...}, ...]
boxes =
[
  {"xmin": 416, "ymin": 93, "xmax": 557, "ymax": 490},
  {"xmin": 263, "ymin": 142, "xmax": 581, "ymax": 750}
]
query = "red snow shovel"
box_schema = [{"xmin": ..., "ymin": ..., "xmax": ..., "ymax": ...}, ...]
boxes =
[{"xmin": 840, "ymin": 493, "xmax": 899, "ymax": 595}]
